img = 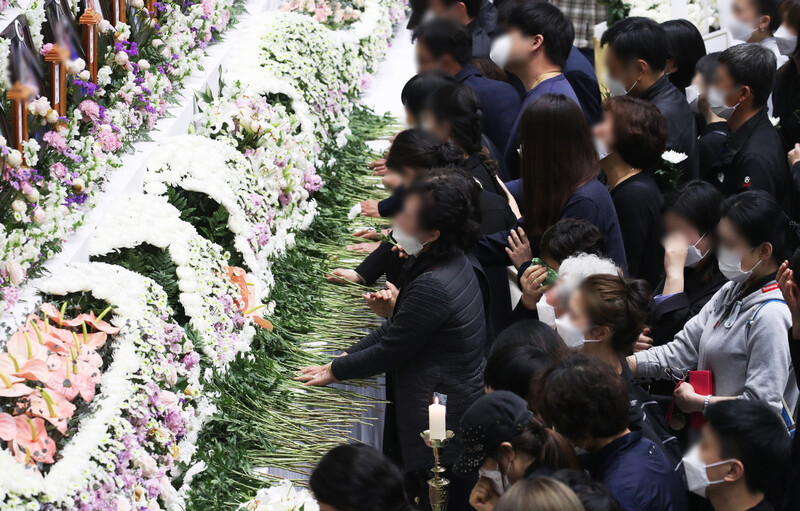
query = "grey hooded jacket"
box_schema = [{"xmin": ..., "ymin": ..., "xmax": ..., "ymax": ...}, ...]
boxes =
[{"xmin": 635, "ymin": 278, "xmax": 798, "ymax": 415}]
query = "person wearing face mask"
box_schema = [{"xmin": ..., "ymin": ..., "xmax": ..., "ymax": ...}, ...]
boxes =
[
  {"xmin": 682, "ymin": 399, "xmax": 791, "ymax": 511},
  {"xmin": 453, "ymin": 391, "xmax": 578, "ymax": 511},
  {"xmin": 412, "ymin": 19, "xmax": 521, "ymax": 154},
  {"xmin": 536, "ymin": 355, "xmax": 688, "ymax": 511},
  {"xmin": 491, "ymin": 1, "xmax": 581, "ymax": 179},
  {"xmin": 701, "ymin": 44, "xmax": 790, "ymax": 206},
  {"xmin": 728, "ymin": 0, "xmax": 788, "ymax": 67},
  {"xmin": 600, "ymin": 17, "xmax": 699, "ymax": 182},
  {"xmin": 628, "ymin": 190, "xmax": 798, "ymax": 417},
  {"xmin": 593, "ymin": 96, "xmax": 667, "ymax": 287},
  {"xmin": 426, "ymin": 0, "xmax": 492, "ymax": 58},
  {"xmin": 644, "ymin": 181, "xmax": 728, "ymax": 349},
  {"xmin": 299, "ymin": 175, "xmax": 488, "ymax": 510},
  {"xmin": 773, "ymin": 0, "xmax": 800, "ymax": 153}
]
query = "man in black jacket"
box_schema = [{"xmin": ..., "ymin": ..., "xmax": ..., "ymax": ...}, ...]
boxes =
[
  {"xmin": 601, "ymin": 17, "xmax": 699, "ymax": 182},
  {"xmin": 701, "ymin": 44, "xmax": 790, "ymax": 207}
]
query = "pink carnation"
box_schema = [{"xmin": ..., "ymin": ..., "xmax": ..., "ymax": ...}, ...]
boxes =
[
  {"xmin": 49, "ymin": 162, "xmax": 68, "ymax": 179},
  {"xmin": 79, "ymin": 100, "xmax": 101, "ymax": 123},
  {"xmin": 39, "ymin": 43, "xmax": 53, "ymax": 56},
  {"xmin": 43, "ymin": 130, "xmax": 68, "ymax": 153},
  {"xmin": 96, "ymin": 128, "xmax": 122, "ymax": 153}
]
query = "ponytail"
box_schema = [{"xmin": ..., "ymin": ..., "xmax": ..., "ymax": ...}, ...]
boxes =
[{"xmin": 507, "ymin": 414, "xmax": 578, "ymax": 471}]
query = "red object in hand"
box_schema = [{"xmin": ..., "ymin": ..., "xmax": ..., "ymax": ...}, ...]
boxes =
[{"xmin": 688, "ymin": 370, "xmax": 714, "ymax": 429}]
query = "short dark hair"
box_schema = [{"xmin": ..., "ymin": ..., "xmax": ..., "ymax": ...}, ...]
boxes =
[
  {"xmin": 438, "ymin": 0, "xmax": 482, "ymax": 19},
  {"xmin": 551, "ymin": 469, "xmax": 624, "ymax": 511},
  {"xmin": 601, "ymin": 17, "xmax": 668, "ymax": 72},
  {"xmin": 310, "ymin": 443, "xmax": 413, "ymax": 511},
  {"xmin": 695, "ymin": 51, "xmax": 721, "ymax": 86},
  {"xmin": 485, "ymin": 331, "xmax": 566, "ymax": 399},
  {"xmin": 756, "ymin": 0, "xmax": 783, "ymax": 32},
  {"xmin": 491, "ymin": 318, "xmax": 568, "ymax": 354},
  {"xmin": 663, "ymin": 180, "xmax": 724, "ymax": 240},
  {"xmin": 401, "ymin": 71, "xmax": 457, "ymax": 120},
  {"xmin": 385, "ymin": 129, "xmax": 463, "ymax": 173},
  {"xmin": 412, "ymin": 19, "xmax": 473, "ymax": 68},
  {"xmin": 662, "ymin": 19, "xmax": 707, "ymax": 90},
  {"xmin": 720, "ymin": 190, "xmax": 797, "ymax": 262},
  {"xmin": 539, "ymin": 218, "xmax": 607, "ymax": 263},
  {"xmin": 407, "ymin": 169, "xmax": 484, "ymax": 257},
  {"xmin": 498, "ymin": 2, "xmax": 574, "ymax": 68},
  {"xmin": 717, "ymin": 43, "xmax": 776, "ymax": 108},
  {"xmin": 535, "ymin": 355, "xmax": 630, "ymax": 441},
  {"xmin": 602, "ymin": 96, "xmax": 667, "ymax": 169},
  {"xmin": 705, "ymin": 400, "xmax": 792, "ymax": 494}
]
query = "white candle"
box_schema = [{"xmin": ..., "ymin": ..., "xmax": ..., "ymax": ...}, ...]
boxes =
[{"xmin": 428, "ymin": 397, "xmax": 446, "ymax": 440}]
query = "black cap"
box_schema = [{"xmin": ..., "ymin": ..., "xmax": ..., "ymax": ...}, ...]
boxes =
[{"xmin": 452, "ymin": 391, "xmax": 533, "ymax": 475}]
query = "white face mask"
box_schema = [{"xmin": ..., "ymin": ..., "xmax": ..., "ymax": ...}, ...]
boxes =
[
  {"xmin": 593, "ymin": 136, "xmax": 612, "ymax": 160},
  {"xmin": 706, "ymin": 86, "xmax": 738, "ymax": 119},
  {"xmin": 536, "ymin": 295, "xmax": 556, "ymax": 328},
  {"xmin": 728, "ymin": 17, "xmax": 757, "ymax": 42},
  {"xmin": 684, "ymin": 233, "xmax": 708, "ymax": 268},
  {"xmin": 391, "ymin": 226, "xmax": 426, "ymax": 257},
  {"xmin": 479, "ymin": 461, "xmax": 510, "ymax": 496},
  {"xmin": 682, "ymin": 445, "xmax": 734, "ymax": 498},
  {"xmin": 717, "ymin": 245, "xmax": 762, "ymax": 283},
  {"xmin": 685, "ymin": 84, "xmax": 701, "ymax": 114},
  {"xmin": 774, "ymin": 25, "xmax": 798, "ymax": 55},
  {"xmin": 554, "ymin": 316, "xmax": 601, "ymax": 349},
  {"xmin": 490, "ymin": 34, "xmax": 512, "ymax": 69},
  {"xmin": 604, "ymin": 72, "xmax": 638, "ymax": 97}
]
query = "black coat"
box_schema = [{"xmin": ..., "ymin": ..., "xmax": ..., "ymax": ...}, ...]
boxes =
[
  {"xmin": 639, "ymin": 75, "xmax": 699, "ymax": 182},
  {"xmin": 457, "ymin": 65, "xmax": 521, "ymax": 154},
  {"xmin": 703, "ymin": 109, "xmax": 791, "ymax": 206},
  {"xmin": 332, "ymin": 253, "xmax": 487, "ymax": 471},
  {"xmin": 467, "ymin": 19, "xmax": 491, "ymax": 59}
]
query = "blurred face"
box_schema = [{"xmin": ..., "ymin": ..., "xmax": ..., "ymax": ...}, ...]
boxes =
[
  {"xmin": 415, "ymin": 42, "xmax": 438, "ymax": 73},
  {"xmin": 428, "ymin": 0, "xmax": 466, "ymax": 22},
  {"xmin": 716, "ymin": 217, "xmax": 769, "ymax": 273},
  {"xmin": 421, "ymin": 111, "xmax": 452, "ymax": 143},
  {"xmin": 497, "ymin": 28, "xmax": 541, "ymax": 74},
  {"xmin": 480, "ymin": 444, "xmax": 530, "ymax": 485},
  {"xmin": 712, "ymin": 64, "xmax": 747, "ymax": 108},
  {"xmin": 604, "ymin": 47, "xmax": 646, "ymax": 94},
  {"xmin": 663, "ymin": 211, "xmax": 713, "ymax": 258},
  {"xmin": 318, "ymin": 504, "xmax": 336, "ymax": 511},
  {"xmin": 394, "ymin": 194, "xmax": 440, "ymax": 245},
  {"xmin": 732, "ymin": 0, "xmax": 769, "ymax": 31},
  {"xmin": 591, "ymin": 110, "xmax": 616, "ymax": 155},
  {"xmin": 404, "ymin": 106, "xmax": 416, "ymax": 128},
  {"xmin": 692, "ymin": 425, "xmax": 741, "ymax": 494},
  {"xmin": 566, "ymin": 290, "xmax": 612, "ymax": 344},
  {"xmin": 401, "ymin": 166, "xmax": 419, "ymax": 187},
  {"xmin": 691, "ymin": 70, "xmax": 707, "ymax": 94}
]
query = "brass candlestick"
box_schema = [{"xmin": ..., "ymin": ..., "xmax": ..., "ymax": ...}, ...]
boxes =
[{"xmin": 421, "ymin": 429, "xmax": 455, "ymax": 511}]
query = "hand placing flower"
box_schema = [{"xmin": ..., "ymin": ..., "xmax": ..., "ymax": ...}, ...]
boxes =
[
  {"xmin": 326, "ymin": 268, "xmax": 363, "ymax": 284},
  {"xmin": 504, "ymin": 227, "xmax": 531, "ymax": 269},
  {"xmin": 296, "ymin": 363, "xmax": 339, "ymax": 386},
  {"xmin": 359, "ymin": 199, "xmax": 380, "ymax": 217},
  {"xmin": 362, "ymin": 282, "xmax": 399, "ymax": 318},
  {"xmin": 346, "ymin": 242, "xmax": 380, "ymax": 254}
]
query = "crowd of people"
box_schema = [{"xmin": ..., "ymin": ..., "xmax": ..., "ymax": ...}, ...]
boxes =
[{"xmin": 295, "ymin": 0, "xmax": 800, "ymax": 509}]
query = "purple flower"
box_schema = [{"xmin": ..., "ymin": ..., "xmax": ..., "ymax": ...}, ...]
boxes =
[{"xmin": 279, "ymin": 193, "xmax": 291, "ymax": 206}]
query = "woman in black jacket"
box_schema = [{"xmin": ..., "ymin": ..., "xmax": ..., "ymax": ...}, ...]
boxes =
[
  {"xmin": 642, "ymin": 180, "xmax": 727, "ymax": 348},
  {"xmin": 299, "ymin": 175, "xmax": 487, "ymax": 510}
]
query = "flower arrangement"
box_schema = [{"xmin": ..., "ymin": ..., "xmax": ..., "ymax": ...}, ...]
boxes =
[
  {"xmin": 280, "ymin": 0, "xmax": 364, "ymax": 29},
  {"xmin": 239, "ymin": 480, "xmax": 319, "ymax": 511},
  {"xmin": 607, "ymin": 0, "xmax": 720, "ymax": 33}
]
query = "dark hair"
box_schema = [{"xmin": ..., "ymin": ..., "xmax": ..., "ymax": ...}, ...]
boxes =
[
  {"xmin": 485, "ymin": 341, "xmax": 565, "ymax": 399},
  {"xmin": 406, "ymin": 169, "xmax": 483, "ymax": 257},
  {"xmin": 576, "ymin": 274, "xmax": 651, "ymax": 354},
  {"xmin": 790, "ymin": 246, "xmax": 800, "ymax": 275},
  {"xmin": 551, "ymin": 469, "xmax": 624, "ymax": 511},
  {"xmin": 496, "ymin": 477, "xmax": 584, "ymax": 511},
  {"xmin": 602, "ymin": 96, "xmax": 667, "ymax": 169},
  {"xmin": 705, "ymin": 400, "xmax": 792, "ymax": 493},
  {"xmin": 309, "ymin": 444, "xmax": 413, "ymax": 511},
  {"xmin": 412, "ymin": 18, "xmax": 473, "ymax": 68},
  {"xmin": 492, "ymin": 318, "xmax": 568, "ymax": 354},
  {"xmin": 401, "ymin": 71, "xmax": 457, "ymax": 121},
  {"xmin": 535, "ymin": 355, "xmax": 630, "ymax": 441},
  {"xmin": 717, "ymin": 44, "xmax": 777, "ymax": 108},
  {"xmin": 720, "ymin": 190, "xmax": 798, "ymax": 262},
  {"xmin": 434, "ymin": 0, "xmax": 483, "ymax": 19},
  {"xmin": 427, "ymin": 83, "xmax": 500, "ymax": 177},
  {"xmin": 601, "ymin": 17, "xmax": 668, "ymax": 72},
  {"xmin": 498, "ymin": 2, "xmax": 574, "ymax": 68},
  {"xmin": 755, "ymin": 0, "xmax": 784, "ymax": 32},
  {"xmin": 540, "ymin": 219, "xmax": 607, "ymax": 263},
  {"xmin": 520, "ymin": 94, "xmax": 599, "ymax": 235},
  {"xmin": 662, "ymin": 19, "xmax": 707, "ymax": 90},
  {"xmin": 780, "ymin": 0, "xmax": 800, "ymax": 80},
  {"xmin": 385, "ymin": 129, "xmax": 463, "ymax": 173},
  {"xmin": 695, "ymin": 52, "xmax": 721, "ymax": 88},
  {"xmin": 494, "ymin": 415, "xmax": 578, "ymax": 472}
]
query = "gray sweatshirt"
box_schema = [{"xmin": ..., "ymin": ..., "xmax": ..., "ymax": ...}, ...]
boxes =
[{"xmin": 635, "ymin": 279, "xmax": 797, "ymax": 414}]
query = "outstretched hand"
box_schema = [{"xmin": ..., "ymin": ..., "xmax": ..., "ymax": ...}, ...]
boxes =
[{"xmin": 296, "ymin": 363, "xmax": 339, "ymax": 386}]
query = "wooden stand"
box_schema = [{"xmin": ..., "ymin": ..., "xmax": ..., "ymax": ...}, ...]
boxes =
[
  {"xmin": 79, "ymin": 8, "xmax": 102, "ymax": 83},
  {"xmin": 146, "ymin": 0, "xmax": 157, "ymax": 21},
  {"xmin": 44, "ymin": 44, "xmax": 69, "ymax": 117},
  {"xmin": 7, "ymin": 82, "xmax": 33, "ymax": 153},
  {"xmin": 109, "ymin": 0, "xmax": 126, "ymax": 26}
]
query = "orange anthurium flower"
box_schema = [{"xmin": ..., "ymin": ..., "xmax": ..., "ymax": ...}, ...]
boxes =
[
  {"xmin": 7, "ymin": 330, "xmax": 49, "ymax": 364},
  {"xmin": 45, "ymin": 354, "xmax": 99, "ymax": 402},
  {"xmin": 0, "ymin": 356, "xmax": 34, "ymax": 397}
]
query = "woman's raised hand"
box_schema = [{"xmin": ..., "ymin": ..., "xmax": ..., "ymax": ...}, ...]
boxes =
[{"xmin": 504, "ymin": 227, "xmax": 531, "ymax": 269}]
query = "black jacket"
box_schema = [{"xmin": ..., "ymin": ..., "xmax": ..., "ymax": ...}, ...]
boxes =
[
  {"xmin": 773, "ymin": 61, "xmax": 800, "ymax": 152},
  {"xmin": 697, "ymin": 121, "xmax": 729, "ymax": 174},
  {"xmin": 639, "ymin": 75, "xmax": 699, "ymax": 182},
  {"xmin": 467, "ymin": 19, "xmax": 491, "ymax": 59},
  {"xmin": 457, "ymin": 65, "xmax": 521, "ymax": 153},
  {"xmin": 649, "ymin": 262, "xmax": 727, "ymax": 347},
  {"xmin": 332, "ymin": 253, "xmax": 486, "ymax": 471},
  {"xmin": 703, "ymin": 109, "xmax": 791, "ymax": 206}
]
